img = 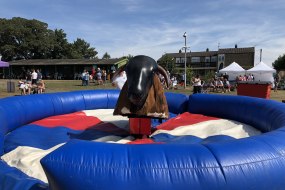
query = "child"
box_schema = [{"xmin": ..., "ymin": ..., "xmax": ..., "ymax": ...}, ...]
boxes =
[
  {"xmin": 18, "ymin": 80, "xmax": 31, "ymax": 95},
  {"xmin": 37, "ymin": 80, "xmax": 45, "ymax": 94}
]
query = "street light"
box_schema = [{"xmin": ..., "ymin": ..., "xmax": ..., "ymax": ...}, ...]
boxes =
[{"xmin": 183, "ymin": 32, "xmax": 187, "ymax": 89}]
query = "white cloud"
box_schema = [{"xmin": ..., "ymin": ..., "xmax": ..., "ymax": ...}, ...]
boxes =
[{"xmin": 112, "ymin": 0, "xmax": 143, "ymax": 12}]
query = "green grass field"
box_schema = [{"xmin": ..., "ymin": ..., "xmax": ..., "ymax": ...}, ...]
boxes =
[{"xmin": 0, "ymin": 79, "xmax": 284, "ymax": 102}]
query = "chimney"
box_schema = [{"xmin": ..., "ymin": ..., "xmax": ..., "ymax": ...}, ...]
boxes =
[{"xmin": 235, "ymin": 44, "xmax": 238, "ymax": 48}]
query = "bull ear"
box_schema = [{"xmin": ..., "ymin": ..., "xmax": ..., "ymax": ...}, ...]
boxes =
[
  {"xmin": 112, "ymin": 64, "xmax": 126, "ymax": 81},
  {"xmin": 157, "ymin": 65, "xmax": 170, "ymax": 88}
]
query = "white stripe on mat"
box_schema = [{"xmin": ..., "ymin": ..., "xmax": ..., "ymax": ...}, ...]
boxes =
[
  {"xmin": 1, "ymin": 143, "xmax": 64, "ymax": 183},
  {"xmin": 83, "ymin": 109, "xmax": 129, "ymax": 130},
  {"xmin": 151, "ymin": 119, "xmax": 261, "ymax": 139}
]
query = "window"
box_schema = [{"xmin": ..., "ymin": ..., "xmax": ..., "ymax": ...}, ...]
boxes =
[
  {"xmin": 205, "ymin": 57, "xmax": 210, "ymax": 63},
  {"xmin": 218, "ymin": 54, "xmax": 225, "ymax": 62},
  {"xmin": 175, "ymin": 58, "xmax": 181, "ymax": 63},
  {"xmin": 176, "ymin": 57, "xmax": 186, "ymax": 64},
  {"xmin": 211, "ymin": 56, "xmax": 217, "ymax": 62},
  {"xmin": 191, "ymin": 57, "xmax": 200, "ymax": 63}
]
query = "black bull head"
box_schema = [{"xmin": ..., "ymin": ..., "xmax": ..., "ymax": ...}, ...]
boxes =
[{"xmin": 113, "ymin": 55, "xmax": 170, "ymax": 110}]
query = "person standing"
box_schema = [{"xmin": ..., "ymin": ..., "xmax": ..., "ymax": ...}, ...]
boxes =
[
  {"xmin": 81, "ymin": 70, "xmax": 86, "ymax": 86},
  {"xmin": 112, "ymin": 71, "xmax": 127, "ymax": 90},
  {"xmin": 192, "ymin": 74, "xmax": 202, "ymax": 94},
  {"xmin": 37, "ymin": 69, "xmax": 42, "ymax": 81},
  {"xmin": 96, "ymin": 68, "xmax": 103, "ymax": 85},
  {"xmin": 274, "ymin": 73, "xmax": 280, "ymax": 92},
  {"xmin": 25, "ymin": 70, "xmax": 32, "ymax": 83},
  {"xmin": 180, "ymin": 73, "xmax": 185, "ymax": 87},
  {"xmin": 223, "ymin": 72, "xmax": 229, "ymax": 80},
  {"xmin": 102, "ymin": 69, "xmax": 107, "ymax": 84},
  {"xmin": 223, "ymin": 78, "xmax": 231, "ymax": 93},
  {"xmin": 85, "ymin": 71, "xmax": 90, "ymax": 86},
  {"xmin": 31, "ymin": 69, "xmax": 38, "ymax": 85}
]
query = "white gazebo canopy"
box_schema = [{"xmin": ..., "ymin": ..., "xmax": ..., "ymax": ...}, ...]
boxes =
[
  {"xmin": 247, "ymin": 61, "xmax": 276, "ymax": 73},
  {"xmin": 219, "ymin": 62, "xmax": 245, "ymax": 72},
  {"xmin": 219, "ymin": 62, "xmax": 245, "ymax": 81},
  {"xmin": 246, "ymin": 61, "xmax": 276, "ymax": 84}
]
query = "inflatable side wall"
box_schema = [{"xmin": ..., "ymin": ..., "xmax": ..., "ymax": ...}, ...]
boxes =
[
  {"xmin": 2, "ymin": 91, "xmax": 285, "ymax": 190},
  {"xmin": 41, "ymin": 94, "xmax": 285, "ymax": 190}
]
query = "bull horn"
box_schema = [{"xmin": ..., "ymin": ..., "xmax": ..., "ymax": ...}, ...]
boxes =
[
  {"xmin": 112, "ymin": 64, "xmax": 126, "ymax": 82},
  {"xmin": 157, "ymin": 65, "xmax": 170, "ymax": 88}
]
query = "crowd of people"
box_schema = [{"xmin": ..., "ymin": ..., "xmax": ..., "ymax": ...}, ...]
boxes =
[
  {"xmin": 109, "ymin": 70, "xmax": 282, "ymax": 96},
  {"xmin": 206, "ymin": 76, "xmax": 231, "ymax": 93},
  {"xmin": 18, "ymin": 69, "xmax": 45, "ymax": 95},
  {"xmin": 80, "ymin": 67, "xmax": 128, "ymax": 90},
  {"xmin": 235, "ymin": 74, "xmax": 255, "ymax": 82},
  {"xmin": 190, "ymin": 73, "xmax": 257, "ymax": 94},
  {"xmin": 161, "ymin": 72, "xmax": 233, "ymax": 94},
  {"xmin": 81, "ymin": 67, "xmax": 108, "ymax": 86},
  {"xmin": 16, "ymin": 67, "xmax": 127, "ymax": 95}
]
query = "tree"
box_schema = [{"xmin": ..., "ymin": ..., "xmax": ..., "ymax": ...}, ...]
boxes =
[
  {"xmin": 125, "ymin": 54, "xmax": 133, "ymax": 60},
  {"xmin": 70, "ymin": 38, "xmax": 98, "ymax": 59},
  {"xmin": 158, "ymin": 54, "xmax": 175, "ymax": 73},
  {"xmin": 203, "ymin": 70, "xmax": 215, "ymax": 82},
  {"xmin": 50, "ymin": 29, "xmax": 70, "ymax": 59},
  {"xmin": 171, "ymin": 66, "xmax": 193, "ymax": 85},
  {"xmin": 0, "ymin": 17, "xmax": 54, "ymax": 60},
  {"xmin": 186, "ymin": 66, "xmax": 194, "ymax": 85},
  {"xmin": 273, "ymin": 54, "xmax": 285, "ymax": 71},
  {"xmin": 102, "ymin": 52, "xmax": 111, "ymax": 59},
  {"xmin": 0, "ymin": 17, "xmax": 98, "ymax": 60},
  {"xmin": 119, "ymin": 54, "xmax": 133, "ymax": 61}
]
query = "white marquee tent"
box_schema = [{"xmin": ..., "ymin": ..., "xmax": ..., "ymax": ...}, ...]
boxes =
[
  {"xmin": 247, "ymin": 61, "xmax": 276, "ymax": 84},
  {"xmin": 219, "ymin": 61, "xmax": 245, "ymax": 81}
]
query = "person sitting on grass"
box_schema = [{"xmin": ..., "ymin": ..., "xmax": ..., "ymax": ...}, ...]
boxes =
[
  {"xmin": 209, "ymin": 77, "xmax": 217, "ymax": 92},
  {"xmin": 18, "ymin": 80, "xmax": 31, "ymax": 95},
  {"xmin": 171, "ymin": 76, "xmax": 178, "ymax": 90},
  {"xmin": 216, "ymin": 77, "xmax": 224, "ymax": 92},
  {"xmin": 37, "ymin": 80, "xmax": 45, "ymax": 94}
]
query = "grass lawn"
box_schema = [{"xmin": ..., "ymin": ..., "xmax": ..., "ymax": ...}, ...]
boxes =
[{"xmin": 0, "ymin": 79, "xmax": 284, "ymax": 102}]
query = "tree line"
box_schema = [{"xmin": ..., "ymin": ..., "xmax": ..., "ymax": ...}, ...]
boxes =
[
  {"xmin": 273, "ymin": 54, "xmax": 285, "ymax": 71},
  {"xmin": 0, "ymin": 17, "xmax": 98, "ymax": 61}
]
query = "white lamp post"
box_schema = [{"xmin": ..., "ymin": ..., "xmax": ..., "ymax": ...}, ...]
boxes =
[{"xmin": 183, "ymin": 32, "xmax": 187, "ymax": 89}]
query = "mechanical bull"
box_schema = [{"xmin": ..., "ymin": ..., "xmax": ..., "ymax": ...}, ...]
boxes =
[{"xmin": 113, "ymin": 55, "xmax": 170, "ymax": 119}]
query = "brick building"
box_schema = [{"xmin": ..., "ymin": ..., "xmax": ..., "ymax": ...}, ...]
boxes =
[{"xmin": 162, "ymin": 45, "xmax": 255, "ymax": 76}]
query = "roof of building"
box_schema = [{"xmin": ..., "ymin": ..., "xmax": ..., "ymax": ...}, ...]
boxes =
[
  {"xmin": 9, "ymin": 58, "xmax": 127, "ymax": 66},
  {"xmin": 218, "ymin": 47, "xmax": 255, "ymax": 54},
  {"xmin": 166, "ymin": 51, "xmax": 218, "ymax": 58},
  {"xmin": 163, "ymin": 47, "xmax": 255, "ymax": 59}
]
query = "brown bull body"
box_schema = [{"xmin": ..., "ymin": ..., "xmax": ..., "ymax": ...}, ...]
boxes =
[{"xmin": 113, "ymin": 74, "xmax": 169, "ymax": 119}]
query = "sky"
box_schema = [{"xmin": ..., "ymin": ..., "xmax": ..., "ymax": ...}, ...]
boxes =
[{"xmin": 0, "ymin": 0, "xmax": 284, "ymax": 66}]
